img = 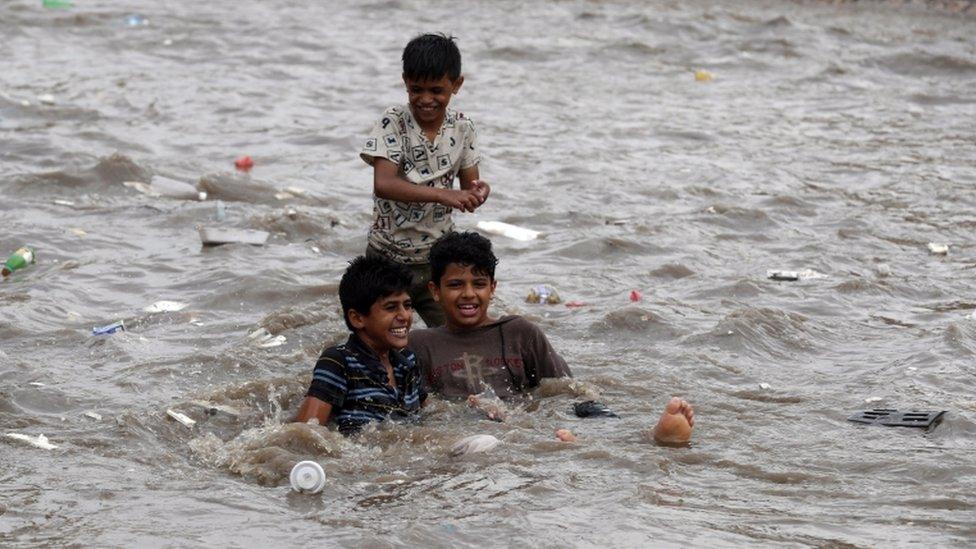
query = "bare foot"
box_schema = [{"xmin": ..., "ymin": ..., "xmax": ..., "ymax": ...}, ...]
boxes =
[
  {"xmin": 652, "ymin": 397, "xmax": 694, "ymax": 444},
  {"xmin": 555, "ymin": 428, "xmax": 577, "ymax": 442}
]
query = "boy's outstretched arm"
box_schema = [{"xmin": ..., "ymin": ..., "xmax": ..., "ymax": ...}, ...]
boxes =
[
  {"xmin": 459, "ymin": 165, "xmax": 490, "ymax": 204},
  {"xmin": 374, "ymin": 158, "xmax": 482, "ymax": 212},
  {"xmin": 294, "ymin": 395, "xmax": 333, "ymax": 425}
]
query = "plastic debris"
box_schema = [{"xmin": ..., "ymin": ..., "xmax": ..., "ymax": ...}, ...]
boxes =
[
  {"xmin": 476, "ymin": 220, "xmax": 540, "ymax": 241},
  {"xmin": 92, "ymin": 320, "xmax": 125, "ymax": 336},
  {"xmin": 43, "ymin": 0, "xmax": 74, "ymax": 8},
  {"xmin": 767, "ymin": 270, "xmax": 799, "ymax": 281},
  {"xmin": 151, "ymin": 175, "xmax": 206, "ymax": 201},
  {"xmin": 125, "ymin": 14, "xmax": 149, "ymax": 26},
  {"xmin": 37, "ymin": 94, "xmax": 56, "ymax": 105},
  {"xmin": 199, "ymin": 227, "xmax": 269, "ymax": 246},
  {"xmin": 573, "ymin": 401, "xmax": 619, "ymax": 419},
  {"xmin": 214, "ymin": 200, "xmax": 226, "ymax": 221},
  {"xmin": 290, "ymin": 461, "xmax": 326, "ymax": 494},
  {"xmin": 864, "ymin": 397, "xmax": 883, "ymax": 403},
  {"xmin": 526, "ymin": 284, "xmax": 561, "ymax": 305},
  {"xmin": 450, "ymin": 434, "xmax": 500, "ymax": 457},
  {"xmin": 248, "ymin": 327, "xmax": 286, "ymax": 348},
  {"xmin": 565, "ymin": 300, "xmax": 587, "ymax": 308},
  {"xmin": 629, "ymin": 290, "xmax": 643, "ymax": 302},
  {"xmin": 189, "ymin": 400, "xmax": 242, "ymax": 417},
  {"xmin": 69, "ymin": 228, "xmax": 86, "ymax": 237},
  {"xmin": 555, "ymin": 429, "xmax": 577, "ymax": 442},
  {"xmin": 84, "ymin": 411, "xmax": 102, "ymax": 421},
  {"xmin": 2, "ymin": 246, "xmax": 36, "ymax": 277},
  {"xmin": 759, "ymin": 382, "xmax": 772, "ymax": 390},
  {"xmin": 166, "ymin": 409, "xmax": 196, "ymax": 428},
  {"xmin": 28, "ymin": 382, "xmax": 45, "ymax": 387},
  {"xmin": 927, "ymin": 242, "xmax": 948, "ymax": 255},
  {"xmin": 234, "ymin": 155, "xmax": 254, "ymax": 171},
  {"xmin": 53, "ymin": 199, "xmax": 75, "ymax": 207},
  {"xmin": 5, "ymin": 433, "xmax": 58, "ymax": 450},
  {"xmin": 695, "ymin": 70, "xmax": 714, "ymax": 82},
  {"xmin": 847, "ymin": 409, "xmax": 946, "ymax": 430},
  {"xmin": 144, "ymin": 301, "xmax": 187, "ymax": 313}
]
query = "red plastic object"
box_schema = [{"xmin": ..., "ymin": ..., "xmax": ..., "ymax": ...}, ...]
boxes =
[
  {"xmin": 629, "ymin": 290, "xmax": 642, "ymax": 302},
  {"xmin": 565, "ymin": 300, "xmax": 586, "ymax": 308},
  {"xmin": 234, "ymin": 155, "xmax": 254, "ymax": 171}
]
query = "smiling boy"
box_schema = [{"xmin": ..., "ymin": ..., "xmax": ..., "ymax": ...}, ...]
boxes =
[
  {"xmin": 360, "ymin": 33, "xmax": 491, "ymax": 328},
  {"xmin": 294, "ymin": 255, "xmax": 425, "ymax": 434},
  {"xmin": 409, "ymin": 232, "xmax": 696, "ymax": 444}
]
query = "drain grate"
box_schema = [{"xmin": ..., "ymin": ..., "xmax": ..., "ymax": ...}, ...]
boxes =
[{"xmin": 847, "ymin": 409, "xmax": 946, "ymax": 429}]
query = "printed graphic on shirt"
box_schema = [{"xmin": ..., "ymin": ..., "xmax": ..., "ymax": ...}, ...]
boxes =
[
  {"xmin": 384, "ymin": 134, "xmax": 398, "ymax": 148},
  {"xmin": 437, "ymin": 154, "xmax": 451, "ymax": 170},
  {"xmin": 412, "ymin": 145, "xmax": 428, "ymax": 163},
  {"xmin": 365, "ymin": 138, "xmax": 377, "ymax": 151}
]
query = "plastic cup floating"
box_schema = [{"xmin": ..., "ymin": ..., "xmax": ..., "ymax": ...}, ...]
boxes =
[{"xmin": 290, "ymin": 461, "xmax": 326, "ymax": 494}]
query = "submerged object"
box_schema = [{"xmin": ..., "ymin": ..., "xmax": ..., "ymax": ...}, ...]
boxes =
[
  {"xmin": 767, "ymin": 270, "xmax": 799, "ymax": 281},
  {"xmin": 451, "ymin": 434, "xmax": 500, "ymax": 456},
  {"xmin": 847, "ymin": 409, "xmax": 946, "ymax": 430},
  {"xmin": 2, "ymin": 246, "xmax": 35, "ymax": 277},
  {"xmin": 476, "ymin": 221, "xmax": 540, "ymax": 241},
  {"xmin": 290, "ymin": 461, "xmax": 326, "ymax": 494},
  {"xmin": 5, "ymin": 433, "xmax": 58, "ymax": 450},
  {"xmin": 199, "ymin": 227, "xmax": 269, "ymax": 246},
  {"xmin": 92, "ymin": 320, "xmax": 125, "ymax": 336},
  {"xmin": 573, "ymin": 400, "xmax": 619, "ymax": 419},
  {"xmin": 166, "ymin": 409, "xmax": 196, "ymax": 428},
  {"xmin": 927, "ymin": 242, "xmax": 948, "ymax": 255},
  {"xmin": 525, "ymin": 284, "xmax": 561, "ymax": 304}
]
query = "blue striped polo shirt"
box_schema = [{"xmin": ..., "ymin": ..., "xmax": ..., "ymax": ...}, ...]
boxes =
[{"xmin": 306, "ymin": 334, "xmax": 426, "ymax": 434}]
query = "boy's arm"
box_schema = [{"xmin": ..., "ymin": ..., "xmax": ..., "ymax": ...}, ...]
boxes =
[
  {"xmin": 294, "ymin": 396, "xmax": 333, "ymax": 425},
  {"xmin": 374, "ymin": 158, "xmax": 483, "ymax": 212}
]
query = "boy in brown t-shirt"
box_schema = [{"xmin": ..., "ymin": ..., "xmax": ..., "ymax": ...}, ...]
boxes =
[{"xmin": 409, "ymin": 231, "xmax": 695, "ymax": 443}]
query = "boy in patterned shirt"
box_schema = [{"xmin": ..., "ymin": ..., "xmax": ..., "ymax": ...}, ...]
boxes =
[
  {"xmin": 294, "ymin": 255, "xmax": 426, "ymax": 434},
  {"xmin": 360, "ymin": 33, "xmax": 490, "ymax": 328}
]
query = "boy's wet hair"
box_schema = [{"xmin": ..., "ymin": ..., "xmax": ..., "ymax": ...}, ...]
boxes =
[
  {"xmin": 339, "ymin": 255, "xmax": 413, "ymax": 331},
  {"xmin": 402, "ymin": 33, "xmax": 462, "ymax": 82},
  {"xmin": 430, "ymin": 231, "xmax": 498, "ymax": 284}
]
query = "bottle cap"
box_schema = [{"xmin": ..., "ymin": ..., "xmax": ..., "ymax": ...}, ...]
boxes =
[{"xmin": 289, "ymin": 460, "xmax": 326, "ymax": 494}]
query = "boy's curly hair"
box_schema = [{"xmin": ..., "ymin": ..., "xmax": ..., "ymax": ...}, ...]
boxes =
[
  {"xmin": 403, "ymin": 33, "xmax": 462, "ymax": 81},
  {"xmin": 339, "ymin": 255, "xmax": 413, "ymax": 331},
  {"xmin": 429, "ymin": 231, "xmax": 498, "ymax": 284}
]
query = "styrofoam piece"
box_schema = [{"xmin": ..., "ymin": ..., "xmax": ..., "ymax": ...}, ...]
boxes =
[
  {"xmin": 476, "ymin": 221, "xmax": 540, "ymax": 241},
  {"xmin": 450, "ymin": 434, "xmax": 500, "ymax": 456},
  {"xmin": 151, "ymin": 175, "xmax": 206, "ymax": 201},
  {"xmin": 166, "ymin": 409, "xmax": 196, "ymax": 428},
  {"xmin": 144, "ymin": 301, "xmax": 188, "ymax": 313},
  {"xmin": 5, "ymin": 433, "xmax": 58, "ymax": 450},
  {"xmin": 927, "ymin": 242, "xmax": 949, "ymax": 255}
]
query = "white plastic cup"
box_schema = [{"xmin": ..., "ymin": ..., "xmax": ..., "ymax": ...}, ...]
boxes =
[{"xmin": 289, "ymin": 460, "xmax": 326, "ymax": 494}]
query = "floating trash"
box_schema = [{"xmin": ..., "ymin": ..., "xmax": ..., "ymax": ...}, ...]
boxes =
[
  {"xmin": 476, "ymin": 220, "xmax": 540, "ymax": 241},
  {"xmin": 166, "ymin": 409, "xmax": 196, "ymax": 428},
  {"xmin": 847, "ymin": 409, "xmax": 946, "ymax": 430},
  {"xmin": 695, "ymin": 69, "xmax": 714, "ymax": 82},
  {"xmin": 5, "ymin": 433, "xmax": 58, "ymax": 450},
  {"xmin": 214, "ymin": 200, "xmax": 226, "ymax": 221},
  {"xmin": 565, "ymin": 300, "xmax": 587, "ymax": 308},
  {"xmin": 248, "ymin": 327, "xmax": 286, "ymax": 348},
  {"xmin": 92, "ymin": 320, "xmax": 125, "ymax": 336},
  {"xmin": 2, "ymin": 246, "xmax": 35, "ymax": 277},
  {"xmin": 629, "ymin": 290, "xmax": 643, "ymax": 302},
  {"xmin": 450, "ymin": 434, "xmax": 500, "ymax": 456},
  {"xmin": 759, "ymin": 382, "xmax": 772, "ymax": 390},
  {"xmin": 84, "ymin": 411, "xmax": 102, "ymax": 421},
  {"xmin": 125, "ymin": 14, "xmax": 149, "ymax": 26},
  {"xmin": 927, "ymin": 242, "xmax": 948, "ymax": 255},
  {"xmin": 573, "ymin": 401, "xmax": 619, "ymax": 419},
  {"xmin": 290, "ymin": 461, "xmax": 326, "ymax": 494},
  {"xmin": 143, "ymin": 301, "xmax": 188, "ymax": 313},
  {"xmin": 37, "ymin": 94, "xmax": 56, "ymax": 105},
  {"xmin": 864, "ymin": 397, "xmax": 883, "ymax": 404},
  {"xmin": 526, "ymin": 284, "xmax": 561, "ymax": 304},
  {"xmin": 42, "ymin": 0, "xmax": 74, "ymax": 8},
  {"xmin": 234, "ymin": 155, "xmax": 254, "ymax": 171},
  {"xmin": 767, "ymin": 270, "xmax": 799, "ymax": 281}
]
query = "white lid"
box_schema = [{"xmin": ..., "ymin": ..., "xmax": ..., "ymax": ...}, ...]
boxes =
[{"xmin": 289, "ymin": 460, "xmax": 326, "ymax": 494}]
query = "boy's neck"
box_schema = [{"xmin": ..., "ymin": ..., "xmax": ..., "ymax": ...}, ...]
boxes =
[{"xmin": 411, "ymin": 107, "xmax": 444, "ymax": 141}]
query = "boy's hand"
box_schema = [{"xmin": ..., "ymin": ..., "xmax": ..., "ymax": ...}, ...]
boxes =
[
  {"xmin": 438, "ymin": 188, "xmax": 483, "ymax": 213},
  {"xmin": 471, "ymin": 180, "xmax": 491, "ymax": 204}
]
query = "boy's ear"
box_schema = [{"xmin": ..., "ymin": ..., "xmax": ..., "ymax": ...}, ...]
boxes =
[
  {"xmin": 347, "ymin": 309, "xmax": 367, "ymax": 330},
  {"xmin": 427, "ymin": 280, "xmax": 440, "ymax": 302},
  {"xmin": 452, "ymin": 75, "xmax": 464, "ymax": 94}
]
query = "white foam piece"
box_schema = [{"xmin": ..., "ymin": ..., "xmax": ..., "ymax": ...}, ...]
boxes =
[
  {"xmin": 5, "ymin": 433, "xmax": 58, "ymax": 450},
  {"xmin": 927, "ymin": 242, "xmax": 949, "ymax": 255},
  {"xmin": 451, "ymin": 434, "xmax": 500, "ymax": 456},
  {"xmin": 84, "ymin": 411, "xmax": 103, "ymax": 421},
  {"xmin": 476, "ymin": 221, "xmax": 540, "ymax": 241},
  {"xmin": 166, "ymin": 409, "xmax": 196, "ymax": 428}
]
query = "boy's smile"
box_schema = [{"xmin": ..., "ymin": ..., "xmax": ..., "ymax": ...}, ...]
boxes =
[
  {"xmin": 350, "ymin": 291, "xmax": 413, "ymax": 355},
  {"xmin": 403, "ymin": 75, "xmax": 463, "ymax": 134},
  {"xmin": 429, "ymin": 262, "xmax": 496, "ymax": 331}
]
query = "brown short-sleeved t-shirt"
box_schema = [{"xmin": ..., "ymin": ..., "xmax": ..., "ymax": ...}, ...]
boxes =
[
  {"xmin": 360, "ymin": 105, "xmax": 480, "ymax": 264},
  {"xmin": 408, "ymin": 316, "xmax": 572, "ymax": 400}
]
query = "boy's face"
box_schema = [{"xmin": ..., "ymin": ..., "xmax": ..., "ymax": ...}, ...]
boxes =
[
  {"xmin": 428, "ymin": 262, "xmax": 496, "ymax": 331},
  {"xmin": 403, "ymin": 74, "xmax": 463, "ymax": 129},
  {"xmin": 349, "ymin": 291, "xmax": 413, "ymax": 354}
]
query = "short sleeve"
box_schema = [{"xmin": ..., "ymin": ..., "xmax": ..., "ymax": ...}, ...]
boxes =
[
  {"xmin": 360, "ymin": 109, "xmax": 404, "ymax": 167},
  {"xmin": 458, "ymin": 118, "xmax": 480, "ymax": 170},
  {"xmin": 306, "ymin": 347, "xmax": 348, "ymax": 406}
]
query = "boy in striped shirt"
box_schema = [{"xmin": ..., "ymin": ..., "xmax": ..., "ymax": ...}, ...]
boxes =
[{"xmin": 294, "ymin": 255, "xmax": 426, "ymax": 433}]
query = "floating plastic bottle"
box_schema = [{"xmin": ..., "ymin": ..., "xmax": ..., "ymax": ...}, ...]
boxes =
[
  {"xmin": 2, "ymin": 246, "xmax": 35, "ymax": 277},
  {"xmin": 525, "ymin": 284, "xmax": 561, "ymax": 304},
  {"xmin": 290, "ymin": 461, "xmax": 326, "ymax": 494},
  {"xmin": 42, "ymin": 0, "xmax": 73, "ymax": 8}
]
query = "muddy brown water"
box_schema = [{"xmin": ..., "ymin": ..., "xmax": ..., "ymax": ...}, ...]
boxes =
[{"xmin": 2, "ymin": 0, "xmax": 976, "ymax": 546}]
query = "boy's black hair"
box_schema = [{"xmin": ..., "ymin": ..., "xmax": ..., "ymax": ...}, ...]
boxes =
[
  {"xmin": 339, "ymin": 255, "xmax": 413, "ymax": 331},
  {"xmin": 402, "ymin": 33, "xmax": 462, "ymax": 82},
  {"xmin": 429, "ymin": 231, "xmax": 498, "ymax": 284}
]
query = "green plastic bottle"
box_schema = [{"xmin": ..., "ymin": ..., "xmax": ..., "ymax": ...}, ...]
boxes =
[
  {"xmin": 42, "ymin": 0, "xmax": 74, "ymax": 8},
  {"xmin": 2, "ymin": 246, "xmax": 36, "ymax": 277}
]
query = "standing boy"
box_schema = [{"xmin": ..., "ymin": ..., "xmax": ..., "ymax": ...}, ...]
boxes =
[
  {"xmin": 294, "ymin": 255, "xmax": 425, "ymax": 434},
  {"xmin": 409, "ymin": 232, "xmax": 695, "ymax": 443},
  {"xmin": 360, "ymin": 33, "xmax": 490, "ymax": 328}
]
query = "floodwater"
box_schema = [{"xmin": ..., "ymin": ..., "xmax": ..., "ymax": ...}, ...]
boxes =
[{"xmin": 2, "ymin": 0, "xmax": 976, "ymax": 546}]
